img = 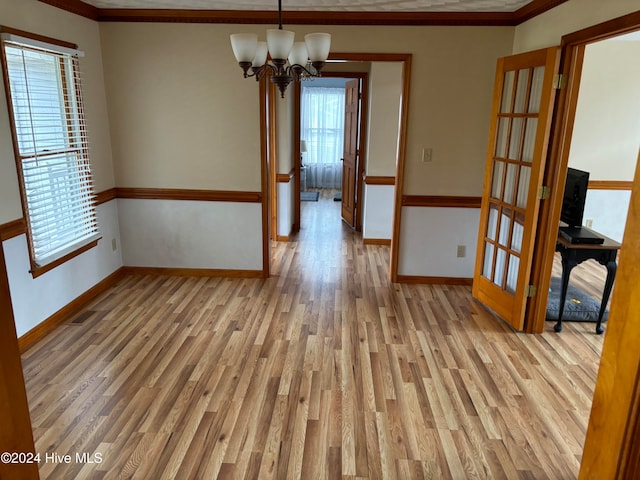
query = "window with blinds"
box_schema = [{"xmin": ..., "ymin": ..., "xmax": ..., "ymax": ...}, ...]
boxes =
[{"xmin": 1, "ymin": 32, "xmax": 99, "ymax": 271}]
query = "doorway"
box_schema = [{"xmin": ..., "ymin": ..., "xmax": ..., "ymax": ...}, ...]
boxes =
[
  {"xmin": 546, "ymin": 31, "xmax": 639, "ymax": 333},
  {"xmin": 527, "ymin": 21, "xmax": 640, "ymax": 334},
  {"xmin": 298, "ymin": 73, "xmax": 366, "ymax": 232},
  {"xmin": 264, "ymin": 53, "xmax": 412, "ymax": 281},
  {"xmin": 522, "ymin": 11, "xmax": 640, "ymax": 478}
]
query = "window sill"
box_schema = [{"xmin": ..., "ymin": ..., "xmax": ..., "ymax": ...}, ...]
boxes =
[{"xmin": 30, "ymin": 238, "xmax": 101, "ymax": 279}]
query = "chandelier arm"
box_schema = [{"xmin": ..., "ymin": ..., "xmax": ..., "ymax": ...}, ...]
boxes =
[
  {"xmin": 247, "ymin": 63, "xmax": 278, "ymax": 81},
  {"xmin": 288, "ymin": 64, "xmax": 321, "ymax": 80}
]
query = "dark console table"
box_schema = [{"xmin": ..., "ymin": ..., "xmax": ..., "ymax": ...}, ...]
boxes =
[{"xmin": 554, "ymin": 230, "xmax": 621, "ymax": 334}]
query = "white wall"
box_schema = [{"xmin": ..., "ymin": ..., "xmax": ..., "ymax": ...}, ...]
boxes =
[
  {"xmin": 583, "ymin": 190, "xmax": 631, "ymax": 243},
  {"xmin": 276, "ymin": 86, "xmax": 295, "ymax": 239},
  {"xmin": 398, "ymin": 207, "xmax": 479, "ymax": 278},
  {"xmin": 361, "ymin": 62, "xmax": 402, "ymax": 241},
  {"xmin": 4, "ymin": 201, "xmax": 122, "ymax": 337},
  {"xmin": 567, "ymin": 35, "xmax": 640, "ymax": 242},
  {"xmin": 277, "ymin": 182, "xmax": 294, "ymax": 239},
  {"xmin": 366, "ymin": 63, "xmax": 402, "ymax": 177},
  {"xmin": 362, "ymin": 184, "xmax": 395, "ymax": 240},
  {"xmin": 117, "ymin": 199, "xmax": 263, "ymax": 270},
  {"xmin": 99, "ymin": 22, "xmax": 262, "ymax": 192},
  {"xmin": 569, "ymin": 38, "xmax": 640, "ymax": 180},
  {"xmin": 513, "ymin": 0, "xmax": 640, "ymax": 53}
]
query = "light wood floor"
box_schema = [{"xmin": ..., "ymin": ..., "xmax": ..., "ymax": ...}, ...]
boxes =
[{"xmin": 22, "ymin": 190, "xmax": 605, "ymax": 479}]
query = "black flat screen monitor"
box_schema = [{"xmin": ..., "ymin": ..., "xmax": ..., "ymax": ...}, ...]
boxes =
[{"xmin": 561, "ymin": 167, "xmax": 590, "ymax": 228}]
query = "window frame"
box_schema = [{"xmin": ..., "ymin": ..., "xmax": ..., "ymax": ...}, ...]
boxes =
[{"xmin": 0, "ymin": 26, "xmax": 100, "ymax": 278}]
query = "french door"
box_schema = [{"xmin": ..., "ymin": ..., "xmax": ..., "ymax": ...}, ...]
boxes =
[{"xmin": 472, "ymin": 47, "xmax": 560, "ymax": 331}]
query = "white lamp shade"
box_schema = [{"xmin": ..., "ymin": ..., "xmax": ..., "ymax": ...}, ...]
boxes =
[
  {"xmin": 288, "ymin": 42, "xmax": 308, "ymax": 66},
  {"xmin": 252, "ymin": 42, "xmax": 268, "ymax": 67},
  {"xmin": 267, "ymin": 29, "xmax": 295, "ymax": 60},
  {"xmin": 300, "ymin": 140, "xmax": 307, "ymax": 153},
  {"xmin": 304, "ymin": 33, "xmax": 331, "ymax": 62},
  {"xmin": 230, "ymin": 33, "xmax": 258, "ymax": 63}
]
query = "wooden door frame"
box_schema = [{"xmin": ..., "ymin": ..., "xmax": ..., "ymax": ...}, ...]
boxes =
[
  {"xmin": 526, "ymin": 10, "xmax": 640, "ymax": 333},
  {"xmin": 0, "ymin": 246, "xmax": 39, "ymax": 479},
  {"xmin": 264, "ymin": 52, "xmax": 411, "ymax": 282},
  {"xmin": 519, "ymin": 10, "xmax": 640, "ymax": 479},
  {"xmin": 293, "ymin": 70, "xmax": 369, "ymax": 233},
  {"xmin": 261, "ymin": 77, "xmax": 272, "ymax": 277}
]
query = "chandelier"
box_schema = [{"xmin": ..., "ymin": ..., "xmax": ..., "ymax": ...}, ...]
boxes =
[{"xmin": 230, "ymin": 0, "xmax": 331, "ymax": 98}]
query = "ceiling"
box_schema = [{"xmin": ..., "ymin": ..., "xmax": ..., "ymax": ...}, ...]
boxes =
[{"xmin": 81, "ymin": 0, "xmax": 534, "ymax": 12}]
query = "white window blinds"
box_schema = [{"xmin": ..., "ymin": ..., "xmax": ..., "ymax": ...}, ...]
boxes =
[{"xmin": 2, "ymin": 36, "xmax": 99, "ymax": 268}]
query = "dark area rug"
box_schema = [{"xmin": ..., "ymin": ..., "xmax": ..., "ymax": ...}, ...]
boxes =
[
  {"xmin": 301, "ymin": 191, "xmax": 319, "ymax": 202},
  {"xmin": 546, "ymin": 276, "xmax": 608, "ymax": 322}
]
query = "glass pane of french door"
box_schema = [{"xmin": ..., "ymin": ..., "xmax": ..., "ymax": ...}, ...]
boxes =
[{"xmin": 481, "ymin": 66, "xmax": 543, "ymax": 290}]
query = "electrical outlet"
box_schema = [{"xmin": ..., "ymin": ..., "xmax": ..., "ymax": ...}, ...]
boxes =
[
  {"xmin": 111, "ymin": 238, "xmax": 117, "ymax": 251},
  {"xmin": 421, "ymin": 147, "xmax": 432, "ymax": 163},
  {"xmin": 456, "ymin": 245, "xmax": 466, "ymax": 258},
  {"xmin": 585, "ymin": 219, "xmax": 593, "ymax": 228}
]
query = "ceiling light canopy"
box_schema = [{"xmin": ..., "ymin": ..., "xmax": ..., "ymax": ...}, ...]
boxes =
[{"xmin": 230, "ymin": 0, "xmax": 331, "ymax": 97}]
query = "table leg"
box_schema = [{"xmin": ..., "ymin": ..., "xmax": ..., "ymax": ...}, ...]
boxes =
[
  {"xmin": 555, "ymin": 255, "xmax": 577, "ymax": 333},
  {"xmin": 596, "ymin": 260, "xmax": 617, "ymax": 335}
]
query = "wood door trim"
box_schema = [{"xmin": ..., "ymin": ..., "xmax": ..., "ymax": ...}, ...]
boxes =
[
  {"xmin": 588, "ymin": 180, "xmax": 633, "ymax": 190},
  {"xmin": 267, "ymin": 81, "xmax": 277, "ymax": 244},
  {"xmin": 0, "ymin": 245, "xmax": 39, "ymax": 479},
  {"xmin": 402, "ymin": 195, "xmax": 481, "ymax": 208},
  {"xmin": 529, "ymin": 9, "xmax": 640, "ymax": 335},
  {"xmin": 260, "ymin": 78, "xmax": 271, "ymax": 277},
  {"xmin": 522, "ymin": 10, "xmax": 640, "ymax": 480},
  {"xmin": 581, "ymin": 152, "xmax": 640, "ymax": 480},
  {"xmin": 619, "ymin": 374, "xmax": 640, "ymax": 479},
  {"xmin": 390, "ymin": 54, "xmax": 412, "ymax": 283},
  {"xmin": 293, "ymin": 81, "xmax": 301, "ymax": 234}
]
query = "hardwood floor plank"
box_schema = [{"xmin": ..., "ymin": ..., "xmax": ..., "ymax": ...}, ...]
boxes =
[{"xmin": 21, "ymin": 190, "xmax": 604, "ymax": 479}]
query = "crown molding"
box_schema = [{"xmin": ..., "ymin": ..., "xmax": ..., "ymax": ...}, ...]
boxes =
[
  {"xmin": 96, "ymin": 9, "xmax": 518, "ymax": 25},
  {"xmin": 38, "ymin": 0, "xmax": 569, "ymax": 26},
  {"xmin": 38, "ymin": 0, "xmax": 99, "ymax": 20},
  {"xmin": 514, "ymin": 0, "xmax": 569, "ymax": 23}
]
